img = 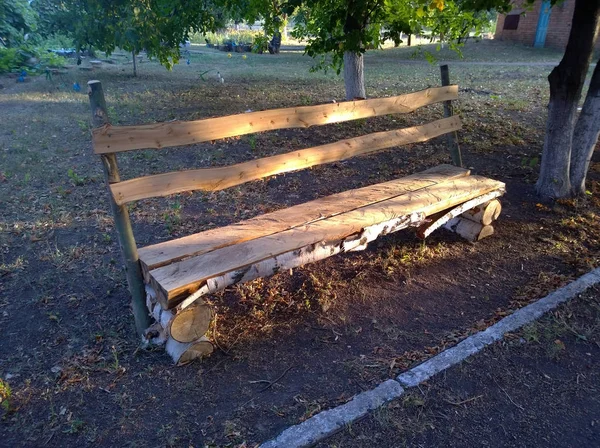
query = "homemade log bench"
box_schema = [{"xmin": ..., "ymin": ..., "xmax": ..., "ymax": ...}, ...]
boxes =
[{"xmin": 88, "ymin": 77, "xmax": 505, "ymax": 364}]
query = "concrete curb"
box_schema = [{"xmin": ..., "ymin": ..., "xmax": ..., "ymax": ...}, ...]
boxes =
[
  {"xmin": 260, "ymin": 267, "xmax": 600, "ymax": 448},
  {"xmin": 398, "ymin": 267, "xmax": 600, "ymax": 387},
  {"xmin": 260, "ymin": 380, "xmax": 404, "ymax": 448}
]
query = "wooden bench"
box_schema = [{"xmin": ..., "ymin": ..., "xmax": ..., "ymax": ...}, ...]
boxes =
[{"xmin": 88, "ymin": 77, "xmax": 505, "ymax": 364}]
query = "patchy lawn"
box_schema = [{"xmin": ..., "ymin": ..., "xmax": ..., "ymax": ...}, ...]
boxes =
[{"xmin": 0, "ymin": 39, "xmax": 598, "ymax": 447}]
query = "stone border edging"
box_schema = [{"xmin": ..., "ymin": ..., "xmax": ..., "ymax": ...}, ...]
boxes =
[
  {"xmin": 260, "ymin": 380, "xmax": 404, "ymax": 448},
  {"xmin": 260, "ymin": 267, "xmax": 600, "ymax": 448}
]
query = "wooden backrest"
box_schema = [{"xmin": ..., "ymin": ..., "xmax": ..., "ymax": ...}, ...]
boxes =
[{"xmin": 94, "ymin": 86, "xmax": 462, "ymax": 205}]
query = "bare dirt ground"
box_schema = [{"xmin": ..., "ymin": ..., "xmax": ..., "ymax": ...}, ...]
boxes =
[
  {"xmin": 0, "ymin": 40, "xmax": 598, "ymax": 447},
  {"xmin": 320, "ymin": 286, "xmax": 600, "ymax": 448}
]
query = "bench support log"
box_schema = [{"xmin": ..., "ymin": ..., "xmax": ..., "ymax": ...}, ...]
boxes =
[
  {"xmin": 89, "ymin": 80, "xmax": 151, "ymax": 335},
  {"xmin": 416, "ymin": 191, "xmax": 503, "ymax": 239},
  {"xmin": 444, "ymin": 217, "xmax": 494, "ymax": 242},
  {"xmin": 143, "ymin": 286, "xmax": 214, "ymax": 364},
  {"xmin": 461, "ymin": 199, "xmax": 502, "ymax": 225}
]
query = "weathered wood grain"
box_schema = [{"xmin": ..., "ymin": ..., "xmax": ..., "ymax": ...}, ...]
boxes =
[
  {"xmin": 111, "ymin": 116, "xmax": 462, "ymax": 205},
  {"xmin": 88, "ymin": 80, "xmax": 151, "ymax": 335},
  {"xmin": 149, "ymin": 175, "xmax": 505, "ymax": 308},
  {"xmin": 138, "ymin": 164, "xmax": 470, "ymax": 273},
  {"xmin": 172, "ymin": 212, "xmax": 427, "ymax": 311},
  {"xmin": 170, "ymin": 303, "xmax": 214, "ymax": 343},
  {"xmin": 92, "ymin": 86, "xmax": 459, "ymax": 154}
]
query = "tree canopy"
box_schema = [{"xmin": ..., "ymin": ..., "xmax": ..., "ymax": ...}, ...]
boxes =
[
  {"xmin": 33, "ymin": 0, "xmax": 223, "ymax": 67},
  {"xmin": 287, "ymin": 0, "xmax": 498, "ymax": 72},
  {"xmin": 0, "ymin": 0, "xmax": 38, "ymax": 47}
]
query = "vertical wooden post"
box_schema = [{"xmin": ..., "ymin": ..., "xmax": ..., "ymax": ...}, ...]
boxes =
[
  {"xmin": 88, "ymin": 80, "xmax": 150, "ymax": 335},
  {"xmin": 440, "ymin": 64, "xmax": 463, "ymax": 167}
]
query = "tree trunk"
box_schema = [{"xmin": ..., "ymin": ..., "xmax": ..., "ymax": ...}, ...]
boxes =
[
  {"xmin": 343, "ymin": 51, "xmax": 366, "ymax": 100},
  {"xmin": 132, "ymin": 50, "xmax": 137, "ymax": 77},
  {"xmin": 571, "ymin": 60, "xmax": 600, "ymax": 195},
  {"xmin": 536, "ymin": 0, "xmax": 600, "ymax": 199}
]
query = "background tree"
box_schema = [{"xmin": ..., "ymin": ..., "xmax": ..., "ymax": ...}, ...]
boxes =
[
  {"xmin": 284, "ymin": 0, "xmax": 504, "ymax": 100},
  {"xmin": 239, "ymin": 0, "xmax": 288, "ymax": 44},
  {"xmin": 536, "ymin": 0, "xmax": 600, "ymax": 198},
  {"xmin": 34, "ymin": 0, "xmax": 222, "ymax": 71},
  {"xmin": 282, "ymin": 0, "xmax": 600, "ymax": 198},
  {"xmin": 0, "ymin": 0, "xmax": 38, "ymax": 47}
]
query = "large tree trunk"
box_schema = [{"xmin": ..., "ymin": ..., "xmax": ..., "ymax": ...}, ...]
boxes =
[
  {"xmin": 571, "ymin": 60, "xmax": 600, "ymax": 195},
  {"xmin": 536, "ymin": 0, "xmax": 600, "ymax": 199},
  {"xmin": 343, "ymin": 51, "xmax": 366, "ymax": 100}
]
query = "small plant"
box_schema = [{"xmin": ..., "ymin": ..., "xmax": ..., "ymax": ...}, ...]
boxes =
[
  {"xmin": 111, "ymin": 345, "xmax": 120, "ymax": 371},
  {"xmin": 521, "ymin": 156, "xmax": 539, "ymax": 169},
  {"xmin": 63, "ymin": 419, "xmax": 86, "ymax": 434},
  {"xmin": 38, "ymin": 51, "xmax": 67, "ymax": 68},
  {"xmin": 56, "ymin": 186, "xmax": 70, "ymax": 197},
  {"xmin": 0, "ymin": 379, "xmax": 11, "ymax": 413},
  {"xmin": 163, "ymin": 201, "xmax": 182, "ymax": 234},
  {"xmin": 0, "ymin": 48, "xmax": 29, "ymax": 74},
  {"xmin": 248, "ymin": 135, "xmax": 257, "ymax": 151},
  {"xmin": 67, "ymin": 168, "xmax": 86, "ymax": 186},
  {"xmin": 76, "ymin": 119, "xmax": 89, "ymax": 133}
]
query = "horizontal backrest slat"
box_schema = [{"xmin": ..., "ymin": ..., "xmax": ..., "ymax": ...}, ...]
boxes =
[
  {"xmin": 110, "ymin": 115, "xmax": 462, "ymax": 205},
  {"xmin": 92, "ymin": 86, "xmax": 459, "ymax": 154}
]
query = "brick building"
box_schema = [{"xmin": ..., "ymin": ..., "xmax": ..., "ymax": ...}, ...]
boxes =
[{"xmin": 495, "ymin": 0, "xmax": 586, "ymax": 49}]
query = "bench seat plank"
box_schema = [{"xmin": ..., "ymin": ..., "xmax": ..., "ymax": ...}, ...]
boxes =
[
  {"xmin": 147, "ymin": 175, "xmax": 505, "ymax": 308},
  {"xmin": 138, "ymin": 164, "xmax": 470, "ymax": 273}
]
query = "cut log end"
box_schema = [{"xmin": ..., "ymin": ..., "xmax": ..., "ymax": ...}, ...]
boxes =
[
  {"xmin": 170, "ymin": 302, "xmax": 214, "ymax": 343},
  {"xmin": 461, "ymin": 199, "xmax": 501, "ymax": 225},
  {"xmin": 179, "ymin": 340, "xmax": 214, "ymax": 365},
  {"xmin": 416, "ymin": 192, "xmax": 502, "ymax": 240},
  {"xmin": 166, "ymin": 336, "xmax": 214, "ymax": 365},
  {"xmin": 444, "ymin": 217, "xmax": 494, "ymax": 242}
]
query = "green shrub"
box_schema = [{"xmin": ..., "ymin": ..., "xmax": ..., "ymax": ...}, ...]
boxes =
[
  {"xmin": 0, "ymin": 48, "xmax": 29, "ymax": 73},
  {"xmin": 38, "ymin": 50, "xmax": 66, "ymax": 68},
  {"xmin": 0, "ymin": 46, "xmax": 67, "ymax": 74},
  {"xmin": 39, "ymin": 34, "xmax": 75, "ymax": 51},
  {"xmin": 252, "ymin": 34, "xmax": 269, "ymax": 54},
  {"xmin": 228, "ymin": 30, "xmax": 257, "ymax": 45},
  {"xmin": 192, "ymin": 30, "xmax": 265, "ymax": 47}
]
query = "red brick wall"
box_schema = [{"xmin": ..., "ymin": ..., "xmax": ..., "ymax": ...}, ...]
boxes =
[
  {"xmin": 495, "ymin": 0, "xmax": 541, "ymax": 46},
  {"xmin": 494, "ymin": 0, "xmax": 595, "ymax": 49},
  {"xmin": 544, "ymin": 0, "xmax": 576, "ymax": 48}
]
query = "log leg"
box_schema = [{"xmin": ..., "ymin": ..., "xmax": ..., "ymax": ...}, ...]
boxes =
[
  {"xmin": 444, "ymin": 217, "xmax": 494, "ymax": 242},
  {"xmin": 143, "ymin": 285, "xmax": 215, "ymax": 364},
  {"xmin": 461, "ymin": 199, "xmax": 502, "ymax": 225},
  {"xmin": 166, "ymin": 336, "xmax": 214, "ymax": 365}
]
